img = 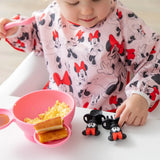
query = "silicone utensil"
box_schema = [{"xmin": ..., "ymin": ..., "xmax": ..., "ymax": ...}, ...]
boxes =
[{"xmin": 5, "ymin": 16, "xmax": 35, "ymax": 30}]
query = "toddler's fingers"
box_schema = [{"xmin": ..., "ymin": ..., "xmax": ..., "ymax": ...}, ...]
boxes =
[
  {"xmin": 0, "ymin": 18, "xmax": 13, "ymax": 36},
  {"xmin": 6, "ymin": 27, "xmax": 18, "ymax": 37},
  {"xmin": 126, "ymin": 112, "xmax": 137, "ymax": 125},
  {"xmin": 0, "ymin": 26, "xmax": 6, "ymax": 36},
  {"xmin": 140, "ymin": 115, "xmax": 147, "ymax": 126},
  {"xmin": 0, "ymin": 21, "xmax": 7, "ymax": 33},
  {"xmin": 132, "ymin": 116, "xmax": 142, "ymax": 126},
  {"xmin": 0, "ymin": 32, "xmax": 6, "ymax": 39},
  {"xmin": 115, "ymin": 103, "xmax": 125, "ymax": 118},
  {"xmin": 118, "ymin": 109, "xmax": 130, "ymax": 127}
]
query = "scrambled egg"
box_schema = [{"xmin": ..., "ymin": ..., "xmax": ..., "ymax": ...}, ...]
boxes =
[{"xmin": 24, "ymin": 100, "xmax": 71, "ymax": 124}]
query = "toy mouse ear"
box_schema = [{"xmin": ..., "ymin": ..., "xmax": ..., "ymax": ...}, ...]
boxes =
[
  {"xmin": 102, "ymin": 119, "xmax": 111, "ymax": 130},
  {"xmin": 114, "ymin": 117, "xmax": 120, "ymax": 124},
  {"xmin": 90, "ymin": 109, "xmax": 102, "ymax": 116},
  {"xmin": 83, "ymin": 114, "xmax": 93, "ymax": 123},
  {"xmin": 96, "ymin": 115, "xmax": 106, "ymax": 125}
]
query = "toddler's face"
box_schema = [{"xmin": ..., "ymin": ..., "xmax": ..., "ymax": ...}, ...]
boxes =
[{"xmin": 56, "ymin": 0, "xmax": 113, "ymax": 28}]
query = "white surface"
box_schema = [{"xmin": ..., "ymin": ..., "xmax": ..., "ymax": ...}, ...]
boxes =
[{"xmin": 0, "ymin": 96, "xmax": 160, "ymax": 160}]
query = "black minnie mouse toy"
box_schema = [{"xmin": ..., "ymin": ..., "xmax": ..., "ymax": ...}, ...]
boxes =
[
  {"xmin": 102, "ymin": 116, "xmax": 127, "ymax": 141},
  {"xmin": 82, "ymin": 109, "xmax": 105, "ymax": 136}
]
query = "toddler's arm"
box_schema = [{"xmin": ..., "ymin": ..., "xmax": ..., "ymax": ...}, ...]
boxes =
[
  {"xmin": 1, "ymin": 15, "xmax": 43, "ymax": 55},
  {"xmin": 115, "ymin": 5, "xmax": 160, "ymax": 120},
  {"xmin": 115, "ymin": 94, "xmax": 148, "ymax": 127}
]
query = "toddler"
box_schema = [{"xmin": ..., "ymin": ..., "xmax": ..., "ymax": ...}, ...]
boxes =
[{"xmin": 0, "ymin": 0, "xmax": 160, "ymax": 127}]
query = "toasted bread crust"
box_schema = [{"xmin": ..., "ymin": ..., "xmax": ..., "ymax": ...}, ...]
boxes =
[
  {"xmin": 34, "ymin": 117, "xmax": 63, "ymax": 134},
  {"xmin": 38, "ymin": 127, "xmax": 68, "ymax": 143}
]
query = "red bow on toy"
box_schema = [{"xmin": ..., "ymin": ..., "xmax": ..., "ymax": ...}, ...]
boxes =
[
  {"xmin": 85, "ymin": 128, "xmax": 96, "ymax": 136},
  {"xmin": 112, "ymin": 131, "xmax": 123, "ymax": 140}
]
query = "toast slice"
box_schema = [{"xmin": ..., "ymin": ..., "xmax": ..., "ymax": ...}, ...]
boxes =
[
  {"xmin": 34, "ymin": 116, "xmax": 63, "ymax": 134},
  {"xmin": 38, "ymin": 127, "xmax": 68, "ymax": 143}
]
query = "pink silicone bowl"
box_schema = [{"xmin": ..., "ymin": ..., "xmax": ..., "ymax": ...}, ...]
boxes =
[{"xmin": 0, "ymin": 90, "xmax": 75, "ymax": 147}]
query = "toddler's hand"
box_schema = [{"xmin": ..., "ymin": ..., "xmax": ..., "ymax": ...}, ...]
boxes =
[
  {"xmin": 0, "ymin": 18, "xmax": 18, "ymax": 39},
  {"xmin": 115, "ymin": 94, "xmax": 148, "ymax": 127}
]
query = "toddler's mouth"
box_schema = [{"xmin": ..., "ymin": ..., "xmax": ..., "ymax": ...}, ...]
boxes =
[{"xmin": 79, "ymin": 17, "xmax": 96, "ymax": 22}]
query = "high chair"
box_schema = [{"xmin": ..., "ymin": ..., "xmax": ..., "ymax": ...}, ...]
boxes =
[{"xmin": 0, "ymin": 52, "xmax": 49, "ymax": 97}]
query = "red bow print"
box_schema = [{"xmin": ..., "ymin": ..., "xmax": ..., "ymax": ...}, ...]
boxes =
[
  {"xmin": 109, "ymin": 96, "xmax": 117, "ymax": 105},
  {"xmin": 83, "ymin": 102, "xmax": 89, "ymax": 108},
  {"xmin": 74, "ymin": 61, "xmax": 86, "ymax": 73},
  {"xmin": 140, "ymin": 25, "xmax": 146, "ymax": 35},
  {"xmin": 40, "ymin": 13, "xmax": 45, "ymax": 21},
  {"xmin": 53, "ymin": 71, "xmax": 71, "ymax": 86},
  {"xmin": 150, "ymin": 46, "xmax": 156, "ymax": 55},
  {"xmin": 5, "ymin": 38, "xmax": 25, "ymax": 52},
  {"xmin": 13, "ymin": 14, "xmax": 20, "ymax": 20},
  {"xmin": 89, "ymin": 30, "xmax": 100, "ymax": 41},
  {"xmin": 126, "ymin": 49, "xmax": 135, "ymax": 60},
  {"xmin": 33, "ymin": 39, "xmax": 37, "ymax": 47},
  {"xmin": 116, "ymin": 9, "xmax": 122, "ymax": 19},
  {"xmin": 150, "ymin": 86, "xmax": 159, "ymax": 101},
  {"xmin": 109, "ymin": 34, "xmax": 124, "ymax": 54},
  {"xmin": 17, "ymin": 39, "xmax": 25, "ymax": 48},
  {"xmin": 76, "ymin": 30, "xmax": 84, "ymax": 39},
  {"xmin": 52, "ymin": 30, "xmax": 59, "ymax": 40}
]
